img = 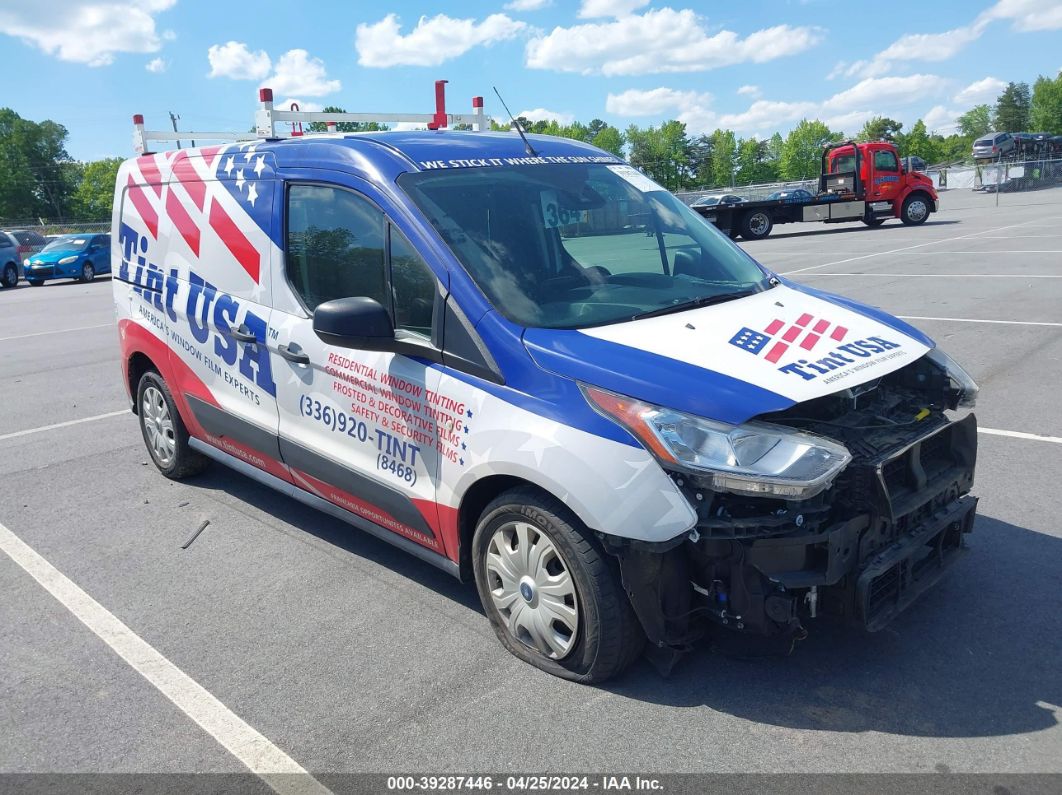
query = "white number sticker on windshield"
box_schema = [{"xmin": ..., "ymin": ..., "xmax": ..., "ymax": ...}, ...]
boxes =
[
  {"xmin": 540, "ymin": 191, "xmax": 588, "ymax": 228},
  {"xmin": 606, "ymin": 164, "xmax": 662, "ymax": 193}
]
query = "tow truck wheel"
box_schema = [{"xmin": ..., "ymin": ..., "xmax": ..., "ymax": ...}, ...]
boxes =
[
  {"xmin": 472, "ymin": 487, "xmax": 645, "ymax": 683},
  {"xmin": 862, "ymin": 210, "xmax": 886, "ymax": 228},
  {"xmin": 1, "ymin": 264, "xmax": 17, "ymax": 288},
  {"xmin": 136, "ymin": 370, "xmax": 208, "ymax": 480},
  {"xmin": 900, "ymin": 194, "xmax": 930, "ymax": 225},
  {"xmin": 740, "ymin": 210, "xmax": 773, "ymax": 240}
]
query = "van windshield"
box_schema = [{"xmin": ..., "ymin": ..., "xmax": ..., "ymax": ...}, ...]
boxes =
[{"xmin": 398, "ymin": 164, "xmax": 770, "ymax": 329}]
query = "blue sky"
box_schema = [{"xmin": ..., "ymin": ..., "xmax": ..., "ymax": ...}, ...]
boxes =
[{"xmin": 2, "ymin": 0, "xmax": 1060, "ymax": 161}]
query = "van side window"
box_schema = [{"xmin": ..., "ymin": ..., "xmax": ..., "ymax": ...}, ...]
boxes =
[
  {"xmin": 874, "ymin": 151, "xmax": 898, "ymax": 171},
  {"xmin": 285, "ymin": 185, "xmax": 387, "ymax": 311},
  {"xmin": 389, "ymin": 226, "xmax": 436, "ymax": 338}
]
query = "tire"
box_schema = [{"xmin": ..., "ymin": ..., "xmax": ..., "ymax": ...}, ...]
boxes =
[
  {"xmin": 472, "ymin": 487, "xmax": 644, "ymax": 683},
  {"xmin": 900, "ymin": 193, "xmax": 930, "ymax": 226},
  {"xmin": 81, "ymin": 262, "xmax": 95, "ymax": 283},
  {"xmin": 1, "ymin": 264, "xmax": 17, "ymax": 288},
  {"xmin": 27, "ymin": 279, "xmax": 44, "ymax": 286},
  {"xmin": 739, "ymin": 209, "xmax": 773, "ymax": 240},
  {"xmin": 136, "ymin": 370, "xmax": 208, "ymax": 479},
  {"xmin": 862, "ymin": 210, "xmax": 886, "ymax": 228}
]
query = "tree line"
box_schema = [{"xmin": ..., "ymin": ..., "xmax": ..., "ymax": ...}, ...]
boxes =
[{"xmin": 2, "ymin": 71, "xmax": 1059, "ymax": 222}]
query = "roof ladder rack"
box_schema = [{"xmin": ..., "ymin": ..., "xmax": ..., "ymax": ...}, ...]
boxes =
[{"xmin": 132, "ymin": 79, "xmax": 486, "ymax": 154}]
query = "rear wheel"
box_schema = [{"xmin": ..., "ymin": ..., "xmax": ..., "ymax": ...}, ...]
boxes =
[
  {"xmin": 80, "ymin": 262, "xmax": 95, "ymax": 283},
  {"xmin": 136, "ymin": 370, "xmax": 208, "ymax": 479},
  {"xmin": 740, "ymin": 209, "xmax": 774, "ymax": 240},
  {"xmin": 1, "ymin": 264, "xmax": 17, "ymax": 288},
  {"xmin": 472, "ymin": 487, "xmax": 644, "ymax": 683},
  {"xmin": 900, "ymin": 194, "xmax": 930, "ymax": 225}
]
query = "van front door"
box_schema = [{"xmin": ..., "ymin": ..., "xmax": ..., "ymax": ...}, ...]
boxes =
[{"xmin": 269, "ymin": 181, "xmax": 450, "ymax": 559}]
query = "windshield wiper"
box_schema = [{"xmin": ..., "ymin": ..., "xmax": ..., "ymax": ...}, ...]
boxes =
[{"xmin": 630, "ymin": 287, "xmax": 763, "ymax": 321}]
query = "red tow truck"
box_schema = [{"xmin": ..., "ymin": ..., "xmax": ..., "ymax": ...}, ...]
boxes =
[{"xmin": 692, "ymin": 140, "xmax": 939, "ymax": 240}]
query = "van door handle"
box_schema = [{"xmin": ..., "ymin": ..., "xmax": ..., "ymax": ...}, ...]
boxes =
[
  {"xmin": 230, "ymin": 325, "xmax": 258, "ymax": 343},
  {"xmin": 277, "ymin": 343, "xmax": 310, "ymax": 365}
]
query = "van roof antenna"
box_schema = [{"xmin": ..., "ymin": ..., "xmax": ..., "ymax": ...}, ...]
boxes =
[{"xmin": 493, "ymin": 86, "xmax": 538, "ymax": 157}]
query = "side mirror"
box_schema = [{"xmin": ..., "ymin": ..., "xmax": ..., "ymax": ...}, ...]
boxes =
[{"xmin": 313, "ymin": 296, "xmax": 394, "ymax": 350}]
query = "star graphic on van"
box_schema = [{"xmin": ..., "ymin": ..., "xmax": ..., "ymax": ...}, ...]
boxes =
[{"xmin": 246, "ymin": 182, "xmax": 258, "ymax": 207}]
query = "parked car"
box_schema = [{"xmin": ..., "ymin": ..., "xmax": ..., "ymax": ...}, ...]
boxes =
[
  {"xmin": 972, "ymin": 132, "xmax": 1015, "ymax": 159},
  {"xmin": 24, "ymin": 233, "xmax": 111, "ymax": 285},
  {"xmin": 1, "ymin": 231, "xmax": 24, "ymax": 288},
  {"xmin": 901, "ymin": 156, "xmax": 927, "ymax": 173},
  {"xmin": 1, "ymin": 228, "xmax": 48, "ymax": 261},
  {"xmin": 766, "ymin": 188, "xmax": 813, "ymax": 201},
  {"xmin": 692, "ymin": 193, "xmax": 745, "ymax": 207},
  {"xmin": 114, "ymin": 122, "xmax": 979, "ymax": 682}
]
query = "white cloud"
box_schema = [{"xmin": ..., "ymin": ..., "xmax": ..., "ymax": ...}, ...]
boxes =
[
  {"xmin": 207, "ymin": 41, "xmax": 271, "ymax": 80},
  {"xmin": 517, "ymin": 108, "xmax": 576, "ymax": 125},
  {"xmin": 605, "ymin": 87, "xmax": 711, "ymax": 116},
  {"xmin": 0, "ymin": 0, "xmax": 175, "ymax": 66},
  {"xmin": 822, "ymin": 109, "xmax": 876, "ymax": 132},
  {"xmin": 145, "ymin": 57, "xmax": 167, "ymax": 73},
  {"xmin": 821, "ymin": 74, "xmax": 946, "ymax": 111},
  {"xmin": 356, "ymin": 13, "xmax": 526, "ymax": 67},
  {"xmin": 736, "ymin": 84, "xmax": 761, "ymax": 98},
  {"xmin": 718, "ymin": 100, "xmax": 817, "ymax": 131},
  {"xmin": 263, "ymin": 49, "xmax": 341, "ymax": 97},
  {"xmin": 922, "ymin": 105, "xmax": 962, "ymax": 133},
  {"xmin": 578, "ymin": 0, "xmax": 649, "ymax": 18},
  {"xmin": 954, "ymin": 76, "xmax": 1006, "ymax": 105},
  {"xmin": 982, "ymin": 0, "xmax": 1062, "ymax": 31},
  {"xmin": 278, "ymin": 98, "xmax": 323, "ymax": 113},
  {"xmin": 504, "ymin": 0, "xmax": 550, "ymax": 10},
  {"xmin": 525, "ymin": 9, "xmax": 823, "ymax": 76}
]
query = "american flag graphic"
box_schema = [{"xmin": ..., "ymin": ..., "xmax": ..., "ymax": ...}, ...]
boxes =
[
  {"xmin": 729, "ymin": 312, "xmax": 848, "ymax": 364},
  {"xmin": 124, "ymin": 142, "xmax": 280, "ymax": 293}
]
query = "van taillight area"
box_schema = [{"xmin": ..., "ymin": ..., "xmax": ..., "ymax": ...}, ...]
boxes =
[{"xmin": 604, "ymin": 358, "xmax": 978, "ymax": 664}]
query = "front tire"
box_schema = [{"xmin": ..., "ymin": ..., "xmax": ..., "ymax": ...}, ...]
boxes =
[
  {"xmin": 81, "ymin": 262, "xmax": 95, "ymax": 282},
  {"xmin": 136, "ymin": 370, "xmax": 208, "ymax": 479},
  {"xmin": 27, "ymin": 279, "xmax": 44, "ymax": 286},
  {"xmin": 472, "ymin": 487, "xmax": 644, "ymax": 683},
  {"xmin": 900, "ymin": 193, "xmax": 930, "ymax": 225},
  {"xmin": 740, "ymin": 209, "xmax": 773, "ymax": 240},
  {"xmin": 1, "ymin": 264, "xmax": 17, "ymax": 288}
]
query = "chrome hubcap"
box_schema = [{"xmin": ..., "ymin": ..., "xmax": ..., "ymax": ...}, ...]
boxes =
[
  {"xmin": 485, "ymin": 521, "xmax": 579, "ymax": 660},
  {"xmin": 908, "ymin": 200, "xmax": 928, "ymax": 221},
  {"xmin": 141, "ymin": 385, "xmax": 176, "ymax": 467},
  {"xmin": 749, "ymin": 213, "xmax": 769, "ymax": 235}
]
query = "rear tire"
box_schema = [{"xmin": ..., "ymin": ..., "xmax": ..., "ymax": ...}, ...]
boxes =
[
  {"xmin": 136, "ymin": 370, "xmax": 208, "ymax": 480},
  {"xmin": 900, "ymin": 193, "xmax": 930, "ymax": 225},
  {"xmin": 740, "ymin": 209, "xmax": 773, "ymax": 240},
  {"xmin": 472, "ymin": 487, "xmax": 644, "ymax": 683},
  {"xmin": 1, "ymin": 264, "xmax": 17, "ymax": 288}
]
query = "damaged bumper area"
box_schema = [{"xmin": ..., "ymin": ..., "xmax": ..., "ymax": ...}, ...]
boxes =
[{"xmin": 606, "ymin": 362, "xmax": 979, "ymax": 655}]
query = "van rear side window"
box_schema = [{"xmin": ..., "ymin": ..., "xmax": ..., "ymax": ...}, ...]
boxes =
[{"xmin": 285, "ymin": 185, "xmax": 388, "ymax": 312}]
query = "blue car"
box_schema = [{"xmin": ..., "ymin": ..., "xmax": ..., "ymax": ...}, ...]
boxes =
[{"xmin": 24, "ymin": 233, "xmax": 111, "ymax": 285}]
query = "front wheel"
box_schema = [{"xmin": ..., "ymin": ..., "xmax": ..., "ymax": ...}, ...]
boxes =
[
  {"xmin": 80, "ymin": 262, "xmax": 95, "ymax": 282},
  {"xmin": 740, "ymin": 209, "xmax": 773, "ymax": 240},
  {"xmin": 862, "ymin": 210, "xmax": 886, "ymax": 228},
  {"xmin": 1, "ymin": 264, "xmax": 17, "ymax": 288},
  {"xmin": 472, "ymin": 487, "xmax": 644, "ymax": 683},
  {"xmin": 136, "ymin": 370, "xmax": 208, "ymax": 479},
  {"xmin": 27, "ymin": 279, "xmax": 44, "ymax": 286},
  {"xmin": 900, "ymin": 194, "xmax": 930, "ymax": 225}
]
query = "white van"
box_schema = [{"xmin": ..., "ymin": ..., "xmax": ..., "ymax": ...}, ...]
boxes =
[{"xmin": 112, "ymin": 95, "xmax": 979, "ymax": 682}]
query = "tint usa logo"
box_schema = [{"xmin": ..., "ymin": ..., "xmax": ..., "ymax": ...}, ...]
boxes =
[{"xmin": 729, "ymin": 312, "xmax": 902, "ymax": 381}]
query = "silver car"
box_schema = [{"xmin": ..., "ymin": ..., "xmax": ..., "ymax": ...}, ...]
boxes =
[
  {"xmin": 972, "ymin": 132, "xmax": 1015, "ymax": 159},
  {"xmin": 0, "ymin": 232, "xmax": 25, "ymax": 288}
]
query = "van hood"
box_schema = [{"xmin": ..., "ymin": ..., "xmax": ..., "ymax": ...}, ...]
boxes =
[{"xmin": 522, "ymin": 282, "xmax": 934, "ymax": 426}]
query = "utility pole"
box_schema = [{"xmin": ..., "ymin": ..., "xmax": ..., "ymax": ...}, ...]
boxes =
[{"xmin": 169, "ymin": 111, "xmax": 182, "ymax": 150}]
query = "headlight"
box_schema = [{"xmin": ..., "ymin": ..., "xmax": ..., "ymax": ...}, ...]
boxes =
[
  {"xmin": 582, "ymin": 385, "xmax": 851, "ymax": 500},
  {"xmin": 23, "ymin": 258, "xmax": 30, "ymax": 266},
  {"xmin": 925, "ymin": 348, "xmax": 978, "ymax": 408},
  {"xmin": 58, "ymin": 256, "xmax": 77, "ymax": 265}
]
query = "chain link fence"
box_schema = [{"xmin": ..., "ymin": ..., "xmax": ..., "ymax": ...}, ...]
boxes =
[{"xmin": 0, "ymin": 219, "xmax": 110, "ymax": 236}]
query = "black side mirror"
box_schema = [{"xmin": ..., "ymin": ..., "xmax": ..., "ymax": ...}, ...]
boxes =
[{"xmin": 313, "ymin": 297, "xmax": 394, "ymax": 350}]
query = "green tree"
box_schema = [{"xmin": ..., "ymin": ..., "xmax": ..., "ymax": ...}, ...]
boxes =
[
  {"xmin": 71, "ymin": 157, "xmax": 122, "ymax": 220},
  {"xmin": 709, "ymin": 129, "xmax": 737, "ymax": 187},
  {"xmin": 957, "ymin": 105, "xmax": 992, "ymax": 138},
  {"xmin": 591, "ymin": 125, "xmax": 625, "ymax": 157},
  {"xmin": 306, "ymin": 106, "xmax": 387, "ymax": 133},
  {"xmin": 625, "ymin": 121, "xmax": 691, "ymax": 189},
  {"xmin": 858, "ymin": 116, "xmax": 903, "ymax": 142},
  {"xmin": 0, "ymin": 108, "xmax": 76, "ymax": 220},
  {"xmin": 1030, "ymin": 71, "xmax": 1062, "ymax": 134},
  {"xmin": 780, "ymin": 119, "xmax": 836, "ymax": 180},
  {"xmin": 993, "ymin": 82, "xmax": 1031, "ymax": 132}
]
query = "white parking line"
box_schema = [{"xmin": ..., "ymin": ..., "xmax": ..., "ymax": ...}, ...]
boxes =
[
  {"xmin": 780, "ymin": 219, "xmax": 1039, "ymax": 276},
  {"xmin": 0, "ymin": 520, "xmax": 332, "ymax": 795},
  {"xmin": 0, "ymin": 323, "xmax": 112, "ymax": 342},
  {"xmin": 0, "ymin": 411, "xmax": 128, "ymax": 442},
  {"xmin": 979, "ymin": 428, "xmax": 1062, "ymax": 445},
  {"xmin": 898, "ymin": 315, "xmax": 1062, "ymax": 328}
]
